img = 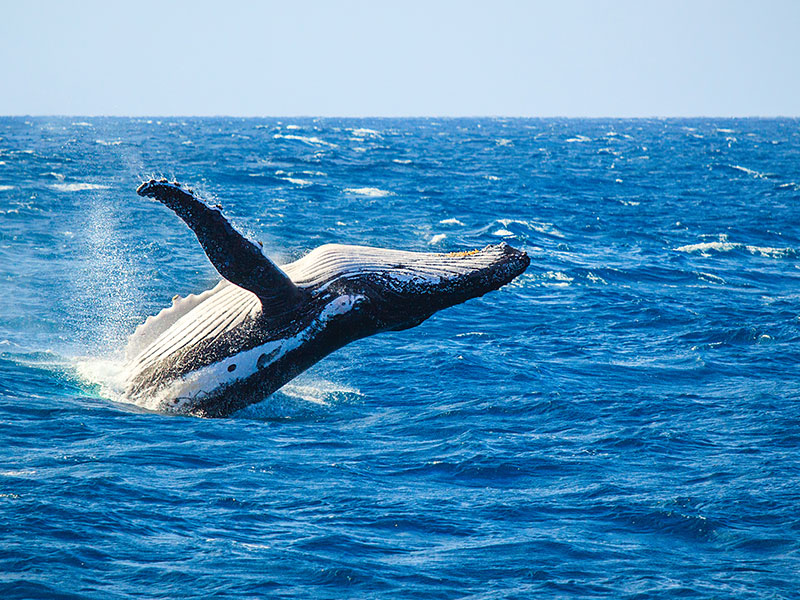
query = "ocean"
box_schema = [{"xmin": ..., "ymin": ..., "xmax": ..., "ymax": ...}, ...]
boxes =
[{"xmin": 1, "ymin": 117, "xmax": 799, "ymax": 598}]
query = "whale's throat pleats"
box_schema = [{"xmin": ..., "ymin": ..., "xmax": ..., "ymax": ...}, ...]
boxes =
[{"xmin": 125, "ymin": 280, "xmax": 261, "ymax": 380}]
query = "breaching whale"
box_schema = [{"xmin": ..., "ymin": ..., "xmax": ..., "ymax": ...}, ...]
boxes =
[{"xmin": 123, "ymin": 179, "xmax": 530, "ymax": 417}]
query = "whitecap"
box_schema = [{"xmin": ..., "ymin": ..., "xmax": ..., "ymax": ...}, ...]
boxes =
[
  {"xmin": 498, "ymin": 218, "xmax": 564, "ymax": 238},
  {"xmin": 281, "ymin": 177, "xmax": 313, "ymax": 186},
  {"xmin": 495, "ymin": 138, "xmax": 513, "ymax": 146},
  {"xmin": 344, "ymin": 187, "xmax": 393, "ymax": 197},
  {"xmin": 696, "ymin": 272, "xmax": 726, "ymax": 284},
  {"xmin": 675, "ymin": 241, "xmax": 739, "ymax": 255},
  {"xmin": 439, "ymin": 218, "xmax": 465, "ymax": 226},
  {"xmin": 541, "ymin": 271, "xmax": 573, "ymax": 286},
  {"xmin": 675, "ymin": 241, "xmax": 795, "ymax": 258},
  {"xmin": 71, "ymin": 121, "xmax": 93, "ymax": 127},
  {"xmin": 428, "ymin": 233, "xmax": 446, "ymax": 244},
  {"xmin": 0, "ymin": 185, "xmax": 14, "ymax": 191},
  {"xmin": 51, "ymin": 183, "xmax": 109, "ymax": 192},
  {"xmin": 485, "ymin": 175, "xmax": 500, "ymax": 181},
  {"xmin": 392, "ymin": 159, "xmax": 412, "ymax": 165},
  {"xmin": 727, "ymin": 164, "xmax": 769, "ymax": 179},
  {"xmin": 273, "ymin": 133, "xmax": 337, "ymax": 148},
  {"xmin": 586, "ymin": 272, "xmax": 607, "ymax": 285},
  {"xmin": 95, "ymin": 139, "xmax": 123, "ymax": 146},
  {"xmin": 565, "ymin": 135, "xmax": 592, "ymax": 143},
  {"xmin": 350, "ymin": 128, "xmax": 381, "ymax": 138},
  {"xmin": 493, "ymin": 228, "xmax": 514, "ymax": 237}
]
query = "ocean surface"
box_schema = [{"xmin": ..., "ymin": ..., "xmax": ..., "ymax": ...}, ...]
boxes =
[{"xmin": 1, "ymin": 117, "xmax": 799, "ymax": 598}]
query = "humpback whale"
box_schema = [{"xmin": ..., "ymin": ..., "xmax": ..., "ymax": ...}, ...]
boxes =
[{"xmin": 124, "ymin": 179, "xmax": 530, "ymax": 417}]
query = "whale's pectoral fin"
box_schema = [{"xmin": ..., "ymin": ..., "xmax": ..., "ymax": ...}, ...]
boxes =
[{"xmin": 137, "ymin": 180, "xmax": 304, "ymax": 314}]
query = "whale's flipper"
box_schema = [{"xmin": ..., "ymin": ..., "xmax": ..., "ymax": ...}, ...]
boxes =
[{"xmin": 137, "ymin": 180, "xmax": 304, "ymax": 314}]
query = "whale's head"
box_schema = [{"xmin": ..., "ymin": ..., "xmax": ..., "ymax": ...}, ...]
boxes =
[
  {"xmin": 284, "ymin": 242, "xmax": 530, "ymax": 332},
  {"xmin": 371, "ymin": 242, "xmax": 530, "ymax": 331}
]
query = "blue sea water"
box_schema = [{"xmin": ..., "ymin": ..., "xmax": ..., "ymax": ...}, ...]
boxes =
[{"xmin": 1, "ymin": 117, "xmax": 800, "ymax": 598}]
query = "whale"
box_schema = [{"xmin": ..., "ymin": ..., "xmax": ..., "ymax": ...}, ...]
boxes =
[{"xmin": 123, "ymin": 179, "xmax": 530, "ymax": 417}]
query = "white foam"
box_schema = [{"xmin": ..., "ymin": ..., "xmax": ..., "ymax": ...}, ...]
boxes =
[
  {"xmin": 493, "ymin": 229, "xmax": 514, "ymax": 237},
  {"xmin": 95, "ymin": 139, "xmax": 123, "ymax": 146},
  {"xmin": 344, "ymin": 187, "xmax": 393, "ymax": 197},
  {"xmin": 675, "ymin": 241, "xmax": 739, "ymax": 255},
  {"xmin": 586, "ymin": 272, "xmax": 607, "ymax": 285},
  {"xmin": 392, "ymin": 159, "xmax": 412, "ymax": 165},
  {"xmin": 439, "ymin": 218, "xmax": 465, "ymax": 226},
  {"xmin": 495, "ymin": 138, "xmax": 513, "ymax": 146},
  {"xmin": 429, "ymin": 233, "xmax": 447, "ymax": 245},
  {"xmin": 0, "ymin": 185, "xmax": 14, "ymax": 191},
  {"xmin": 350, "ymin": 128, "xmax": 381, "ymax": 138},
  {"xmin": 76, "ymin": 357, "xmax": 127, "ymax": 404},
  {"xmin": 565, "ymin": 135, "xmax": 592, "ymax": 143},
  {"xmin": 51, "ymin": 183, "xmax": 109, "ymax": 192},
  {"xmin": 541, "ymin": 271, "xmax": 573, "ymax": 286},
  {"xmin": 273, "ymin": 133, "xmax": 337, "ymax": 148},
  {"xmin": 498, "ymin": 218, "xmax": 564, "ymax": 238},
  {"xmin": 728, "ymin": 164, "xmax": 769, "ymax": 179},
  {"xmin": 675, "ymin": 241, "xmax": 794, "ymax": 258},
  {"xmin": 281, "ymin": 177, "xmax": 313, "ymax": 186}
]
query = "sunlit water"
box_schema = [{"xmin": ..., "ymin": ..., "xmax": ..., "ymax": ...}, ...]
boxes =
[{"xmin": 1, "ymin": 117, "xmax": 800, "ymax": 598}]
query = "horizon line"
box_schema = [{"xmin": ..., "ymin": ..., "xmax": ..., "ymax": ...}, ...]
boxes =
[{"xmin": 3, "ymin": 114, "xmax": 799, "ymax": 120}]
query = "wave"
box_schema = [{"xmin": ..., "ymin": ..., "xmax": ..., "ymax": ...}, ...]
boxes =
[
  {"xmin": 492, "ymin": 228, "xmax": 514, "ymax": 237},
  {"xmin": 279, "ymin": 177, "xmax": 313, "ymax": 186},
  {"xmin": 349, "ymin": 128, "xmax": 381, "ymax": 138},
  {"xmin": 343, "ymin": 187, "xmax": 393, "ymax": 198},
  {"xmin": 428, "ymin": 233, "xmax": 446, "ymax": 245},
  {"xmin": 675, "ymin": 241, "xmax": 795, "ymax": 258},
  {"xmin": 51, "ymin": 183, "xmax": 110, "ymax": 192},
  {"xmin": 439, "ymin": 218, "xmax": 465, "ymax": 226},
  {"xmin": 0, "ymin": 185, "xmax": 14, "ymax": 191},
  {"xmin": 498, "ymin": 218, "xmax": 564, "ymax": 238},
  {"xmin": 273, "ymin": 133, "xmax": 338, "ymax": 148},
  {"xmin": 718, "ymin": 164, "xmax": 776, "ymax": 180}
]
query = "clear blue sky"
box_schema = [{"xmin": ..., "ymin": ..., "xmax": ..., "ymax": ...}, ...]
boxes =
[{"xmin": 1, "ymin": 0, "xmax": 798, "ymax": 117}]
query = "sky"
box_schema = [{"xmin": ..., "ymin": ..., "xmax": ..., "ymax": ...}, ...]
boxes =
[{"xmin": 1, "ymin": 0, "xmax": 799, "ymax": 117}]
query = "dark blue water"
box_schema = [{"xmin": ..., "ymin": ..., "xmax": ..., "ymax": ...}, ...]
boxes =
[{"xmin": 2, "ymin": 117, "xmax": 800, "ymax": 598}]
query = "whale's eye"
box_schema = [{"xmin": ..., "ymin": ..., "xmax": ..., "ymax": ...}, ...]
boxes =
[{"xmin": 227, "ymin": 364, "xmax": 236, "ymax": 372}]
